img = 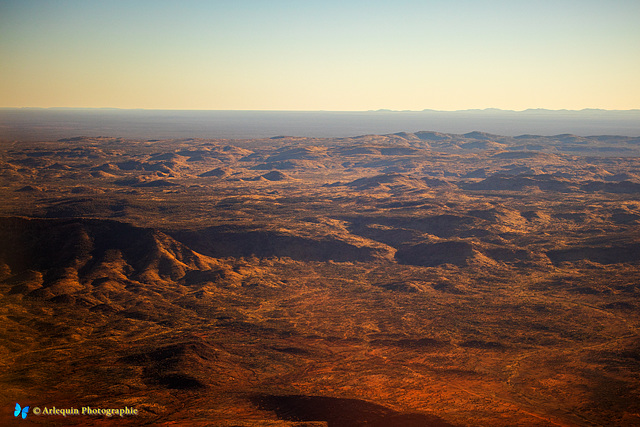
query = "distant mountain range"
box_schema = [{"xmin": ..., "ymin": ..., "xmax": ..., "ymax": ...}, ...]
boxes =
[
  {"xmin": 1, "ymin": 108, "xmax": 639, "ymax": 140},
  {"xmin": 369, "ymin": 108, "xmax": 640, "ymax": 113}
]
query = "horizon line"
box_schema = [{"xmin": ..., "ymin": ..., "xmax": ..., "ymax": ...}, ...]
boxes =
[{"xmin": 2, "ymin": 107, "xmax": 639, "ymax": 113}]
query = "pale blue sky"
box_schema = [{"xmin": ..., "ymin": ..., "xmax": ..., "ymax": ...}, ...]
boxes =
[{"xmin": 1, "ymin": 0, "xmax": 638, "ymax": 110}]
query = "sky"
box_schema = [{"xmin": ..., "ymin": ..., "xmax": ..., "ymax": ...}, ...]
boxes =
[{"xmin": 1, "ymin": 0, "xmax": 639, "ymax": 111}]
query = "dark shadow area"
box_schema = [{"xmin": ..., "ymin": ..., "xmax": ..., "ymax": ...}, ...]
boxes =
[
  {"xmin": 251, "ymin": 394, "xmax": 458, "ymax": 427},
  {"xmin": 547, "ymin": 244, "xmax": 640, "ymax": 265},
  {"xmin": 171, "ymin": 226, "xmax": 386, "ymax": 262}
]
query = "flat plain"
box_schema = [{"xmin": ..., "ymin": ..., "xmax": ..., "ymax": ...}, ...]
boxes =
[{"xmin": 1, "ymin": 131, "xmax": 639, "ymax": 426}]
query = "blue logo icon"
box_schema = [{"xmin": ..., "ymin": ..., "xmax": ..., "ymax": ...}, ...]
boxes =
[{"xmin": 14, "ymin": 403, "xmax": 29, "ymax": 419}]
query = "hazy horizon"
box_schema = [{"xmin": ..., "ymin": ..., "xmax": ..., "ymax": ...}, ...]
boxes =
[
  {"xmin": 3, "ymin": 107, "xmax": 640, "ymax": 112},
  {"xmin": 2, "ymin": 108, "xmax": 640, "ymax": 140}
]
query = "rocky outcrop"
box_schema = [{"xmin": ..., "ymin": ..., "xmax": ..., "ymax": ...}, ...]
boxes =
[{"xmin": 0, "ymin": 217, "xmax": 219, "ymax": 302}]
